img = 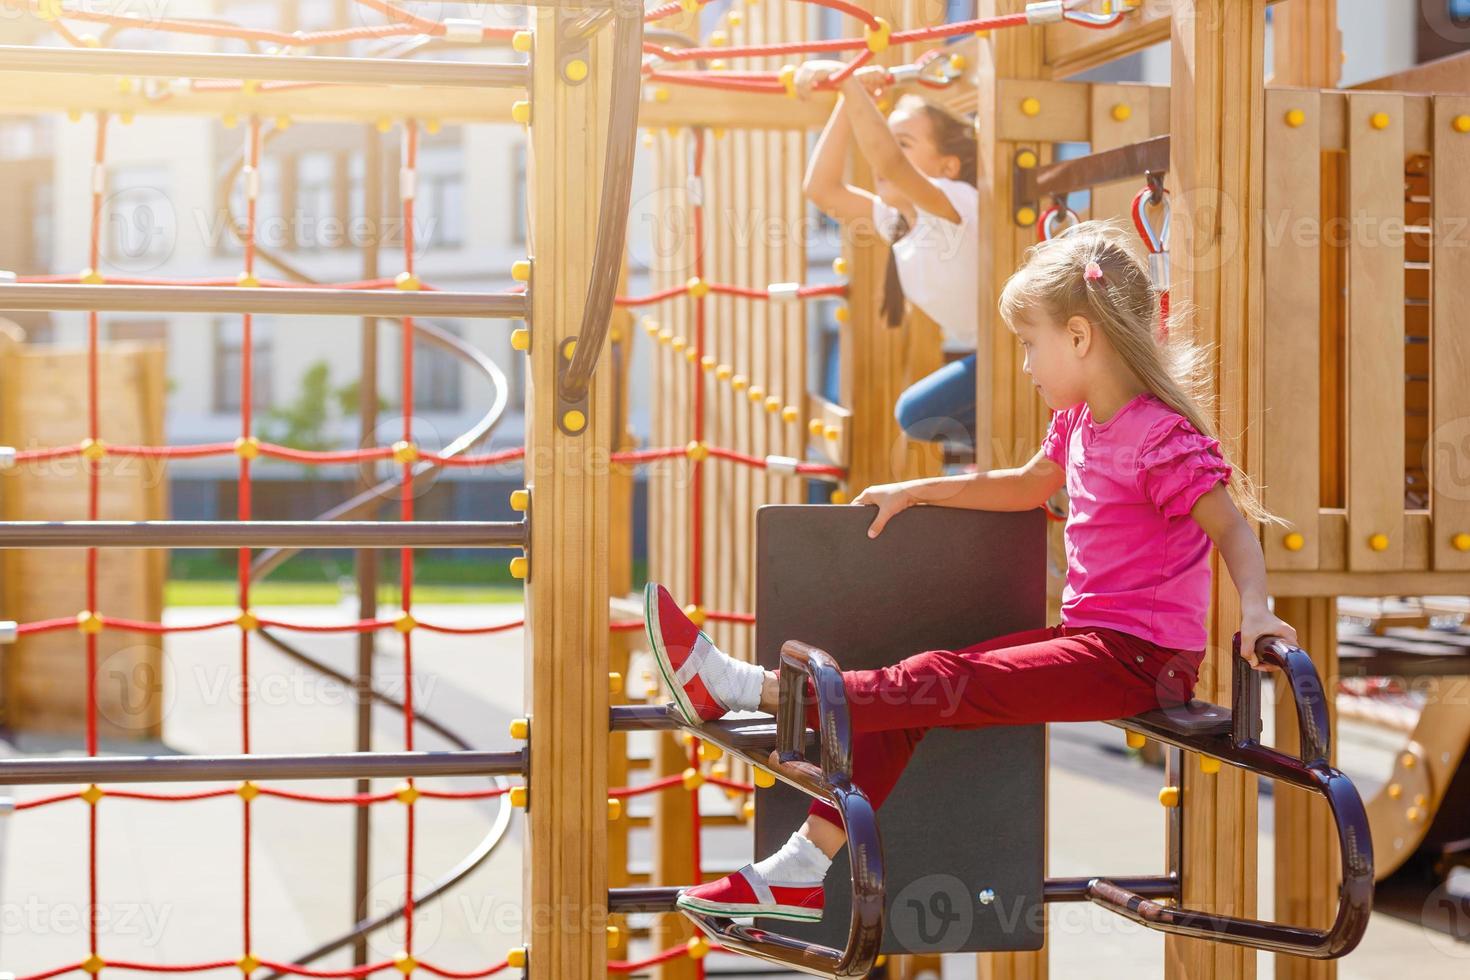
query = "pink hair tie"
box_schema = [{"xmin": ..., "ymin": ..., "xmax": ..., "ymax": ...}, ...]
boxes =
[{"xmin": 1083, "ymin": 260, "xmax": 1104, "ymax": 282}]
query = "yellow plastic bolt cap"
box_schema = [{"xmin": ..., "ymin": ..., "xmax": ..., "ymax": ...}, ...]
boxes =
[
  {"xmin": 747, "ymin": 385, "xmax": 764, "ymax": 402},
  {"xmin": 509, "ymin": 555, "xmax": 530, "ymax": 579},
  {"xmin": 728, "ymin": 10, "xmax": 743, "ymax": 26},
  {"xmin": 609, "ymin": 671, "xmax": 623, "ymax": 694},
  {"xmin": 808, "ymin": 419, "xmax": 825, "ymax": 437},
  {"xmin": 81, "ymin": 783, "xmax": 105, "ymax": 806},
  {"xmin": 80, "ymin": 267, "xmax": 105, "ymax": 285},
  {"xmin": 864, "ymin": 17, "xmax": 891, "ymax": 53},
  {"xmin": 1454, "ymin": 114, "xmax": 1470, "ymax": 134},
  {"xmin": 686, "ymin": 936, "xmax": 710, "ymax": 960},
  {"xmin": 236, "ymin": 780, "xmax": 259, "ymax": 801},
  {"xmin": 561, "ymin": 338, "xmax": 577, "ymax": 360},
  {"xmin": 715, "ymin": 364, "xmax": 733, "ymax": 381},
  {"xmin": 238, "ymin": 953, "xmax": 262, "ymax": 974},
  {"xmin": 376, "ymin": 117, "xmax": 393, "ymax": 133},
  {"xmin": 393, "ymin": 951, "xmax": 417, "ymax": 975},
  {"xmin": 1015, "ymin": 149, "xmax": 1039, "ymax": 169},
  {"xmin": 709, "ymin": 29, "xmax": 728, "ymax": 46},
  {"xmin": 686, "ymin": 441, "xmax": 709, "ymax": 462},
  {"xmin": 823, "ymin": 425, "xmax": 839, "ymax": 442},
  {"xmin": 731, "ymin": 374, "xmax": 748, "ymax": 391},
  {"xmin": 234, "ymin": 436, "xmax": 260, "ymax": 460},
  {"xmin": 511, "ymin": 100, "xmax": 531, "ymax": 125},
  {"xmin": 1283, "ymin": 531, "xmax": 1305, "ymax": 552},
  {"xmin": 949, "ymin": 53, "xmax": 967, "ymax": 71},
  {"xmin": 1016, "ymin": 206, "xmax": 1038, "ymax": 226},
  {"xmin": 779, "ymin": 64, "xmax": 798, "ymax": 98},
  {"xmin": 511, "ymin": 259, "xmax": 532, "ymax": 282},
  {"xmin": 512, "ymin": 30, "xmax": 532, "ymax": 53},
  {"xmin": 510, "ymin": 328, "xmax": 530, "ymax": 352},
  {"xmin": 683, "ymin": 602, "xmax": 707, "ymax": 626},
  {"xmin": 1368, "ymin": 532, "xmax": 1390, "ymax": 552},
  {"xmin": 564, "ymin": 59, "xmax": 588, "ymax": 82},
  {"xmin": 607, "ymin": 797, "xmax": 622, "ymax": 821},
  {"xmin": 82, "ymin": 953, "xmax": 106, "ymax": 975},
  {"xmin": 1126, "ymin": 731, "xmax": 1147, "ymax": 750},
  {"xmin": 682, "ymin": 766, "xmax": 705, "ymax": 790},
  {"xmin": 782, "ymin": 405, "xmax": 799, "ymax": 423},
  {"xmin": 1370, "ymin": 111, "xmax": 1391, "ymax": 130},
  {"xmin": 1407, "ymin": 805, "xmax": 1422, "ymax": 821},
  {"xmin": 396, "ymin": 782, "xmax": 420, "ymax": 805},
  {"xmin": 701, "ymin": 355, "xmax": 717, "ymax": 371},
  {"xmin": 1199, "ymin": 755, "xmax": 1221, "ymax": 774},
  {"xmin": 765, "ymin": 396, "xmax": 781, "ymax": 414},
  {"xmin": 686, "ymin": 276, "xmax": 710, "ymax": 298},
  {"xmin": 562, "ymin": 410, "xmax": 586, "ymax": 432},
  {"xmin": 1020, "ymin": 96, "xmax": 1041, "ymax": 117},
  {"xmin": 509, "ymin": 785, "xmax": 528, "ymax": 808},
  {"xmin": 80, "ymin": 437, "xmax": 107, "ymax": 462},
  {"xmin": 506, "ymin": 947, "xmax": 527, "ymax": 968},
  {"xmin": 391, "ymin": 440, "xmax": 418, "ymax": 464},
  {"xmin": 698, "ymin": 742, "xmax": 723, "ymax": 762},
  {"xmin": 393, "ymin": 613, "xmax": 416, "ymax": 634},
  {"xmin": 1452, "ymin": 532, "xmax": 1470, "ymax": 551},
  {"xmin": 1158, "ymin": 785, "xmax": 1180, "ymax": 808},
  {"xmin": 509, "ymin": 717, "xmax": 530, "ymax": 739},
  {"xmin": 509, "ymin": 488, "xmax": 529, "ymax": 512},
  {"xmin": 606, "ymin": 924, "xmax": 621, "ymax": 949},
  {"xmin": 742, "ymin": 799, "xmax": 755, "ymax": 821},
  {"xmin": 1402, "ymin": 752, "xmax": 1417, "ymax": 768},
  {"xmin": 657, "ymin": 329, "xmax": 673, "ymax": 345},
  {"xmin": 236, "ymin": 610, "xmax": 260, "ymax": 632},
  {"xmin": 76, "ymin": 611, "xmax": 104, "ymax": 635},
  {"xmin": 1111, "ymin": 103, "xmax": 1132, "ymax": 122},
  {"xmin": 236, "ymin": 271, "xmax": 260, "ymax": 288},
  {"xmin": 671, "ymin": 336, "xmax": 686, "ymax": 352},
  {"xmin": 753, "ymin": 767, "xmax": 776, "ymax": 788},
  {"xmin": 1285, "ymin": 108, "xmax": 1306, "ymax": 128},
  {"xmin": 830, "ymin": 489, "xmax": 848, "ymax": 505},
  {"xmin": 1387, "ymin": 782, "xmax": 1402, "ymax": 799},
  {"xmin": 832, "ymin": 256, "xmax": 849, "ymax": 277}
]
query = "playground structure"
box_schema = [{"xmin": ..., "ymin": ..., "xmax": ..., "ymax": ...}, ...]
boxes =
[{"xmin": 0, "ymin": 1, "xmax": 1466, "ymax": 979}]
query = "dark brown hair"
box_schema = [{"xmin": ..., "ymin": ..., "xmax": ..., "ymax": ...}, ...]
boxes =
[{"xmin": 883, "ymin": 95, "xmax": 978, "ymax": 328}]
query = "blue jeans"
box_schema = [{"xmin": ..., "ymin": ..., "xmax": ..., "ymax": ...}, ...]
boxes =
[{"xmin": 894, "ymin": 353, "xmax": 977, "ymax": 450}]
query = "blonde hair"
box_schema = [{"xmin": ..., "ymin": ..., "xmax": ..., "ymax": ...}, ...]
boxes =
[{"xmin": 998, "ymin": 220, "xmax": 1281, "ymax": 527}]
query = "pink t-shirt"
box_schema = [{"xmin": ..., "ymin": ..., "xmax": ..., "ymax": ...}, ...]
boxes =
[{"xmin": 1040, "ymin": 392, "xmax": 1232, "ymax": 652}]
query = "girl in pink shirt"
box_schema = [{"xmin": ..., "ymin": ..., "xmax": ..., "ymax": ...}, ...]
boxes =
[{"xmin": 647, "ymin": 221, "xmax": 1296, "ymax": 923}]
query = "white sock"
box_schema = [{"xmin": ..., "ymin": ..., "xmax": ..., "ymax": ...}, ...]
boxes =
[
  {"xmin": 751, "ymin": 831, "xmax": 832, "ymax": 887},
  {"xmin": 698, "ymin": 637, "xmax": 765, "ymax": 712}
]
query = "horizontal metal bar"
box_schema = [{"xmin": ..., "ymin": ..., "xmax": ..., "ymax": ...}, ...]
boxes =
[
  {"xmin": 0, "ymin": 749, "xmax": 526, "ymax": 786},
  {"xmin": 0, "ymin": 521, "xmax": 526, "ymax": 550},
  {"xmin": 0, "ymin": 284, "xmax": 528, "ymax": 319},
  {"xmin": 1020, "ymin": 134, "xmax": 1171, "ymax": 201},
  {"xmin": 0, "ymin": 44, "xmax": 528, "ymax": 89}
]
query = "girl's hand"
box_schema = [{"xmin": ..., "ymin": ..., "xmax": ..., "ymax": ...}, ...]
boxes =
[
  {"xmin": 845, "ymin": 65, "xmax": 889, "ymax": 99},
  {"xmin": 1238, "ymin": 607, "xmax": 1298, "ymax": 672},
  {"xmin": 852, "ymin": 482, "xmax": 915, "ymax": 538},
  {"xmin": 794, "ymin": 60, "xmax": 847, "ymax": 100}
]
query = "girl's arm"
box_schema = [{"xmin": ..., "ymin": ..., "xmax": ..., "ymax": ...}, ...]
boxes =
[
  {"xmin": 1190, "ymin": 484, "xmax": 1298, "ymax": 671},
  {"xmin": 803, "ymin": 94, "xmax": 875, "ymax": 224},
  {"xmin": 854, "ymin": 450, "xmax": 1064, "ymax": 537},
  {"xmin": 838, "ymin": 71, "xmax": 962, "ymax": 224}
]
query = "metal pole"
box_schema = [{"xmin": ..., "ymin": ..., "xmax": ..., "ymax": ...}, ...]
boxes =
[
  {"xmin": 0, "ymin": 283, "xmax": 528, "ymax": 319},
  {"xmin": 0, "ymin": 521, "xmax": 525, "ymax": 549},
  {"xmin": 0, "ymin": 749, "xmax": 526, "ymax": 785},
  {"xmin": 0, "ymin": 44, "xmax": 529, "ymax": 89}
]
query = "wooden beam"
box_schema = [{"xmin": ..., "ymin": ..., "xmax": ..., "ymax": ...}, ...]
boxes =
[
  {"xmin": 1166, "ymin": 3, "xmax": 1266, "ymax": 978},
  {"xmin": 1043, "ymin": 2, "xmax": 1173, "ymax": 79},
  {"xmin": 1353, "ymin": 48, "xmax": 1470, "ymax": 94},
  {"xmin": 522, "ymin": 8, "xmax": 611, "ymax": 977}
]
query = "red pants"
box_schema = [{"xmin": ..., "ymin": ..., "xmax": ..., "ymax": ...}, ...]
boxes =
[{"xmin": 800, "ymin": 624, "xmax": 1204, "ymax": 829}]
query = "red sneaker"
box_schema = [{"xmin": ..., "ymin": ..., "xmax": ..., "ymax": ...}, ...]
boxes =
[
  {"xmin": 644, "ymin": 582, "xmax": 732, "ymax": 726},
  {"xmin": 677, "ymin": 865, "xmax": 825, "ymax": 922}
]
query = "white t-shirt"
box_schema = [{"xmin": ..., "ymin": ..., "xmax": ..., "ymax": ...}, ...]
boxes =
[{"xmin": 872, "ymin": 177, "xmax": 979, "ymax": 350}]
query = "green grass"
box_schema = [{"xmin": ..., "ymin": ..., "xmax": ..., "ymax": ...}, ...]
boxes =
[{"xmin": 165, "ymin": 580, "xmax": 525, "ymax": 607}]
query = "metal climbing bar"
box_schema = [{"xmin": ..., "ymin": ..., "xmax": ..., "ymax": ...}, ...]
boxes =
[
  {"xmin": 0, "ymin": 283, "xmax": 528, "ymax": 319},
  {"xmin": 608, "ymin": 640, "xmax": 884, "ymax": 978},
  {"xmin": 0, "ymin": 521, "xmax": 526, "ymax": 549},
  {"xmin": 0, "ymin": 44, "xmax": 530, "ymax": 88},
  {"xmin": 0, "ymin": 749, "xmax": 526, "ymax": 786},
  {"xmin": 1100, "ymin": 635, "xmax": 1373, "ymax": 959}
]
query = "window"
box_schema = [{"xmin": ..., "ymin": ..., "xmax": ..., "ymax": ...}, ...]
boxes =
[
  {"xmin": 416, "ymin": 143, "xmax": 465, "ymax": 250},
  {"xmin": 222, "ymin": 153, "xmax": 283, "ymax": 254},
  {"xmin": 409, "ymin": 321, "xmax": 463, "ymax": 413},
  {"xmin": 294, "ymin": 150, "xmax": 337, "ymax": 250},
  {"xmin": 0, "ymin": 119, "xmax": 52, "ymax": 160},
  {"xmin": 105, "ymin": 165, "xmax": 175, "ymax": 272},
  {"xmin": 214, "ymin": 317, "xmax": 273, "ymax": 413}
]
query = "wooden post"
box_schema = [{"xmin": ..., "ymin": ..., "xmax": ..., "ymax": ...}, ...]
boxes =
[
  {"xmin": 522, "ymin": 10, "xmax": 611, "ymax": 977},
  {"xmin": 1268, "ymin": 8, "xmax": 1343, "ymax": 980},
  {"xmin": 1166, "ymin": 3, "xmax": 1267, "ymax": 978},
  {"xmin": 976, "ymin": 4, "xmax": 1048, "ymax": 980}
]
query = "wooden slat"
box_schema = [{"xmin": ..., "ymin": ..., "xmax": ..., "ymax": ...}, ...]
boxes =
[
  {"xmin": 1042, "ymin": 2, "xmax": 1173, "ymax": 78},
  {"xmin": 1165, "ymin": 2, "xmax": 1265, "ymax": 978},
  {"xmin": 1345, "ymin": 92, "xmax": 1406, "ymax": 571},
  {"xmin": 524, "ymin": 12, "xmax": 611, "ymax": 974},
  {"xmin": 1431, "ymin": 95, "xmax": 1470, "ymax": 568},
  {"xmin": 1262, "ymin": 88, "xmax": 1322, "ymax": 570},
  {"xmin": 1087, "ymin": 83, "xmax": 1152, "ymax": 223}
]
